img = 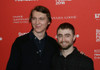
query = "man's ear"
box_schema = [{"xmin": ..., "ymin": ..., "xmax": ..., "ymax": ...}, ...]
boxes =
[
  {"xmin": 73, "ymin": 35, "xmax": 76, "ymax": 43},
  {"xmin": 73, "ymin": 35, "xmax": 76, "ymax": 41},
  {"xmin": 48, "ymin": 22, "xmax": 50, "ymax": 25}
]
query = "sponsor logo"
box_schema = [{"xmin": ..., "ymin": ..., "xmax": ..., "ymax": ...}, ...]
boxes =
[
  {"xmin": 0, "ymin": 37, "xmax": 3, "ymax": 41},
  {"xmin": 94, "ymin": 49, "xmax": 100, "ymax": 59},
  {"xmin": 95, "ymin": 13, "xmax": 100, "ymax": 20},
  {"xmin": 13, "ymin": 15, "xmax": 29, "ymax": 23},
  {"xmin": 55, "ymin": 0, "xmax": 72, "ymax": 5},
  {"xmin": 15, "ymin": 0, "xmax": 38, "ymax": 2},
  {"xmin": 96, "ymin": 29, "xmax": 100, "ymax": 42},
  {"xmin": 52, "ymin": 16, "xmax": 76, "ymax": 20},
  {"xmin": 18, "ymin": 32, "xmax": 28, "ymax": 36},
  {"xmin": 76, "ymin": 34, "xmax": 79, "ymax": 38}
]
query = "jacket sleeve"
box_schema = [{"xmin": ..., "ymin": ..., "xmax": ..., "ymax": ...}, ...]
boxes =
[{"xmin": 6, "ymin": 38, "xmax": 22, "ymax": 70}]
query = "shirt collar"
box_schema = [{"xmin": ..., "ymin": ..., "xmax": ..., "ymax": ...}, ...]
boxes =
[
  {"xmin": 59, "ymin": 47, "xmax": 79, "ymax": 57},
  {"xmin": 29, "ymin": 29, "xmax": 47, "ymax": 40}
]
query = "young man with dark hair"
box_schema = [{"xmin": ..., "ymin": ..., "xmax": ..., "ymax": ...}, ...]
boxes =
[{"xmin": 52, "ymin": 22, "xmax": 94, "ymax": 70}]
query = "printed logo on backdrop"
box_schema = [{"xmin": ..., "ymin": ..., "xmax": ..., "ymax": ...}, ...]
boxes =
[
  {"xmin": 76, "ymin": 34, "xmax": 79, "ymax": 38},
  {"xmin": 96, "ymin": 29, "xmax": 100, "ymax": 42},
  {"xmin": 18, "ymin": 32, "xmax": 29, "ymax": 36},
  {"xmin": 94, "ymin": 49, "xmax": 100, "ymax": 59},
  {"xmin": 13, "ymin": 15, "xmax": 29, "ymax": 23},
  {"xmin": 0, "ymin": 37, "xmax": 3, "ymax": 41},
  {"xmin": 56, "ymin": 0, "xmax": 72, "ymax": 5},
  {"xmin": 52, "ymin": 16, "xmax": 76, "ymax": 20},
  {"xmin": 95, "ymin": 13, "xmax": 100, "ymax": 20},
  {"xmin": 15, "ymin": 0, "xmax": 38, "ymax": 2}
]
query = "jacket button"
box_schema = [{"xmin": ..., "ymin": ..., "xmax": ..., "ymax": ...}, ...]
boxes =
[{"xmin": 36, "ymin": 51, "xmax": 39, "ymax": 54}]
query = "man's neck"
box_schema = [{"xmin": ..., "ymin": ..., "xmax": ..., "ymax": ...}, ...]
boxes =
[
  {"xmin": 61, "ymin": 46, "xmax": 74, "ymax": 58},
  {"xmin": 33, "ymin": 30, "xmax": 45, "ymax": 40}
]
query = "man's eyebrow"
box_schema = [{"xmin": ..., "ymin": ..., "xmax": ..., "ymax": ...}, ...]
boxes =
[
  {"xmin": 65, "ymin": 34, "xmax": 71, "ymax": 35},
  {"xmin": 57, "ymin": 34, "xmax": 62, "ymax": 35}
]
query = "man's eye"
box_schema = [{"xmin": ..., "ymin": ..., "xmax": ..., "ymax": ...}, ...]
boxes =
[
  {"xmin": 65, "ymin": 35, "xmax": 70, "ymax": 37},
  {"xmin": 57, "ymin": 35, "xmax": 62, "ymax": 38},
  {"xmin": 40, "ymin": 18, "xmax": 45, "ymax": 20}
]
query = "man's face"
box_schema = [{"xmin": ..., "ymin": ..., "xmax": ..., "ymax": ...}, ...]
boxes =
[
  {"xmin": 57, "ymin": 28, "xmax": 76, "ymax": 50},
  {"xmin": 31, "ymin": 10, "xmax": 50, "ymax": 33}
]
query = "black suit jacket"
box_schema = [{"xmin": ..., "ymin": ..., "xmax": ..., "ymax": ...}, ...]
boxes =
[
  {"xmin": 6, "ymin": 31, "xmax": 59, "ymax": 70},
  {"xmin": 52, "ymin": 47, "xmax": 94, "ymax": 70}
]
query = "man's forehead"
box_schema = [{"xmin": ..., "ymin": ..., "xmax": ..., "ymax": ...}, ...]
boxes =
[
  {"xmin": 57, "ymin": 28, "xmax": 72, "ymax": 34},
  {"xmin": 58, "ymin": 28, "xmax": 72, "ymax": 32}
]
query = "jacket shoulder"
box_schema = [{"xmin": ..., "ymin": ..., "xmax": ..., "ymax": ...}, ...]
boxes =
[
  {"xmin": 13, "ymin": 33, "xmax": 30, "ymax": 46},
  {"xmin": 47, "ymin": 36, "xmax": 59, "ymax": 51},
  {"xmin": 76, "ymin": 52, "xmax": 94, "ymax": 65},
  {"xmin": 47, "ymin": 36, "xmax": 57, "ymax": 43}
]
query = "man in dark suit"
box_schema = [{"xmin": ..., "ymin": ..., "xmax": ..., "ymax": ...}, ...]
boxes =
[
  {"xmin": 6, "ymin": 5, "xmax": 59, "ymax": 70},
  {"xmin": 52, "ymin": 22, "xmax": 94, "ymax": 70}
]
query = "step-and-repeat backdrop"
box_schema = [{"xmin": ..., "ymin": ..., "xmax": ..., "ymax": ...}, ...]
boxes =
[{"xmin": 0, "ymin": 0, "xmax": 100, "ymax": 70}]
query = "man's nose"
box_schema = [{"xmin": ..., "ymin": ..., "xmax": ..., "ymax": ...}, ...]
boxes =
[
  {"xmin": 62, "ymin": 36, "xmax": 65, "ymax": 41},
  {"xmin": 36, "ymin": 19, "xmax": 40, "ymax": 24}
]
